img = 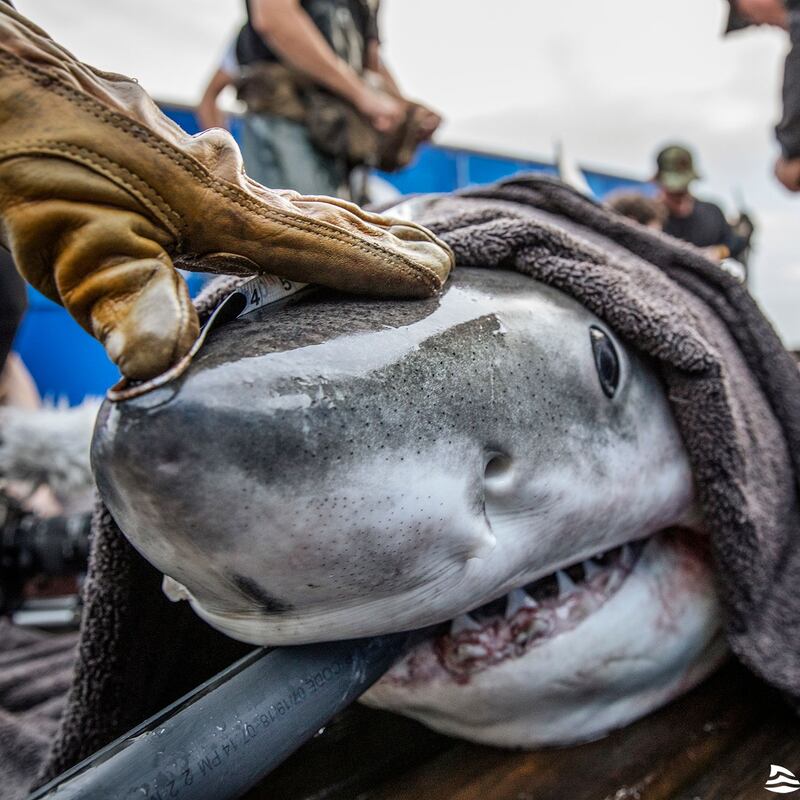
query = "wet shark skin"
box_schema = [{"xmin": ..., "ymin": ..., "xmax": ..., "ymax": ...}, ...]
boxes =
[{"xmin": 92, "ymin": 268, "xmax": 699, "ymax": 648}]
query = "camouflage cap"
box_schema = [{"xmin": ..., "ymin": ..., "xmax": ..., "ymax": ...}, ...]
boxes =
[{"xmin": 654, "ymin": 145, "xmax": 700, "ymax": 192}]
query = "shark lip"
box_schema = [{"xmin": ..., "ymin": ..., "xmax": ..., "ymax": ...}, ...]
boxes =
[{"xmin": 433, "ymin": 529, "xmax": 698, "ymax": 681}]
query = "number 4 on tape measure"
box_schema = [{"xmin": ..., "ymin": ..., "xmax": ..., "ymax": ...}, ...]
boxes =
[{"xmin": 237, "ymin": 275, "xmax": 310, "ymax": 318}]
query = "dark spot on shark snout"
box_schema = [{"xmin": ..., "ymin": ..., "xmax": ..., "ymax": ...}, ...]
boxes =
[{"xmin": 231, "ymin": 574, "xmax": 292, "ymax": 613}]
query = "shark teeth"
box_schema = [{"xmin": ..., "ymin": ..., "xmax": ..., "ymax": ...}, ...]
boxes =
[
  {"xmin": 582, "ymin": 558, "xmax": 602, "ymax": 578},
  {"xmin": 454, "ymin": 643, "xmax": 490, "ymax": 660},
  {"xmin": 556, "ymin": 569, "xmax": 578, "ymax": 596},
  {"xmin": 447, "ymin": 540, "xmax": 646, "ymax": 639},
  {"xmin": 450, "ymin": 613, "xmax": 482, "ymax": 635},
  {"xmin": 439, "ymin": 538, "xmax": 650, "ymax": 677},
  {"xmin": 505, "ymin": 588, "xmax": 537, "ymax": 619}
]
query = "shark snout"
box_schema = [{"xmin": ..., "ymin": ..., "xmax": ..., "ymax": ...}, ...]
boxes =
[{"xmin": 92, "ymin": 375, "xmax": 499, "ymax": 635}]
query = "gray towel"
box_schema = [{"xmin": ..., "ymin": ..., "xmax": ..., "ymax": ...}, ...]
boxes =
[
  {"xmin": 2, "ymin": 174, "xmax": 797, "ymax": 797},
  {"xmin": 0, "ymin": 621, "xmax": 76, "ymax": 799}
]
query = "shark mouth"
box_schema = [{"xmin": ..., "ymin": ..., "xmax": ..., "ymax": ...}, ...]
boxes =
[
  {"xmin": 423, "ymin": 528, "xmax": 702, "ymax": 683},
  {"xmin": 366, "ymin": 525, "xmax": 722, "ymax": 749}
]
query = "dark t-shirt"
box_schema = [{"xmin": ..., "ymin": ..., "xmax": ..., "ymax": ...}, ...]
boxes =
[
  {"xmin": 777, "ymin": 8, "xmax": 800, "ymax": 158},
  {"xmin": 663, "ymin": 199, "xmax": 745, "ymax": 258},
  {"xmin": 237, "ymin": 0, "xmax": 379, "ymax": 73}
]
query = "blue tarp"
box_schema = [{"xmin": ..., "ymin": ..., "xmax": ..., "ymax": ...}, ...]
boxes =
[{"xmin": 14, "ymin": 105, "xmax": 648, "ymax": 404}]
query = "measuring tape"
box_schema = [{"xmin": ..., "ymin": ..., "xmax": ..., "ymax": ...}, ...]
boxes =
[
  {"xmin": 235, "ymin": 274, "xmax": 310, "ymax": 318},
  {"xmin": 107, "ymin": 274, "xmax": 313, "ymax": 402}
]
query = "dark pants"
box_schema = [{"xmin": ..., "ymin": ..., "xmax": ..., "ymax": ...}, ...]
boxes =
[{"xmin": 0, "ymin": 248, "xmax": 28, "ymax": 374}]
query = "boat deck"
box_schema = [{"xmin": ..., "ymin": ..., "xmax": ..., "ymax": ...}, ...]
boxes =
[{"xmin": 247, "ymin": 662, "xmax": 800, "ymax": 799}]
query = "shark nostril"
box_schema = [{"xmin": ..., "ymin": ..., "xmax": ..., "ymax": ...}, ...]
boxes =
[{"xmin": 484, "ymin": 453, "xmax": 514, "ymax": 492}]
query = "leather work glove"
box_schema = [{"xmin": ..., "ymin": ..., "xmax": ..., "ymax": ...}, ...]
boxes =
[{"xmin": 0, "ymin": 6, "xmax": 454, "ymax": 381}]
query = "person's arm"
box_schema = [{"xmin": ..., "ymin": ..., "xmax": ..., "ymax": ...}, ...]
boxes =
[
  {"xmin": 250, "ymin": 0, "xmax": 403, "ymax": 131},
  {"xmin": 775, "ymin": 8, "xmax": 800, "ymax": 190},
  {"xmin": 365, "ymin": 39, "xmax": 442, "ymax": 142},
  {"xmin": 197, "ymin": 67, "xmax": 234, "ymax": 131}
]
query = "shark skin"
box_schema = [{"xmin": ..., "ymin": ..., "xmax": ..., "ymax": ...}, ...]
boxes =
[{"xmin": 91, "ymin": 267, "xmax": 725, "ymax": 748}]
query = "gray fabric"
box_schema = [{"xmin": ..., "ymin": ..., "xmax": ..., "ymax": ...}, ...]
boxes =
[
  {"xmin": 241, "ymin": 112, "xmax": 347, "ymax": 196},
  {"xmin": 2, "ymin": 174, "xmax": 798, "ymax": 797},
  {"xmin": 0, "ymin": 621, "xmax": 76, "ymax": 800}
]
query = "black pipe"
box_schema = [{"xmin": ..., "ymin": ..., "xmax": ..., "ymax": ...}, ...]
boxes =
[{"xmin": 32, "ymin": 632, "xmax": 418, "ymax": 800}]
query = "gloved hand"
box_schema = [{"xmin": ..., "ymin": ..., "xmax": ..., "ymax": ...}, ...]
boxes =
[{"xmin": 0, "ymin": 6, "xmax": 454, "ymax": 381}]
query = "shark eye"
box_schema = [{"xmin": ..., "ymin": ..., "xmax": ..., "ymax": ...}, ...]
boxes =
[{"xmin": 590, "ymin": 326, "xmax": 620, "ymax": 398}]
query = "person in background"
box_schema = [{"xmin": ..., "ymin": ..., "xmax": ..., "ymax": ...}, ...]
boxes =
[
  {"xmin": 0, "ymin": 251, "xmax": 27, "ymax": 384},
  {"xmin": 196, "ymin": 42, "xmax": 239, "ymax": 133},
  {"xmin": 724, "ymin": 0, "xmax": 800, "ymax": 191},
  {"xmin": 0, "ymin": 249, "xmax": 69, "ymax": 517},
  {"xmin": 653, "ymin": 144, "xmax": 753, "ymax": 263},
  {"xmin": 197, "ymin": 0, "xmax": 441, "ymax": 198},
  {"xmin": 606, "ymin": 192, "xmax": 666, "ymax": 230}
]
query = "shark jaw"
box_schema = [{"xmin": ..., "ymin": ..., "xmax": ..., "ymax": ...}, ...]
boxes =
[
  {"xmin": 162, "ymin": 522, "xmax": 725, "ymax": 748},
  {"xmin": 362, "ymin": 527, "xmax": 726, "ymax": 748}
]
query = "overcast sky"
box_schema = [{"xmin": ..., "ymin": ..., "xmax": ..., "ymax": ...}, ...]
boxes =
[{"xmin": 16, "ymin": 0, "xmax": 800, "ymax": 345}]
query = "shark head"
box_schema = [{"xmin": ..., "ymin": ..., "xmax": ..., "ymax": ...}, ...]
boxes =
[{"xmin": 92, "ymin": 267, "xmax": 724, "ymax": 747}]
